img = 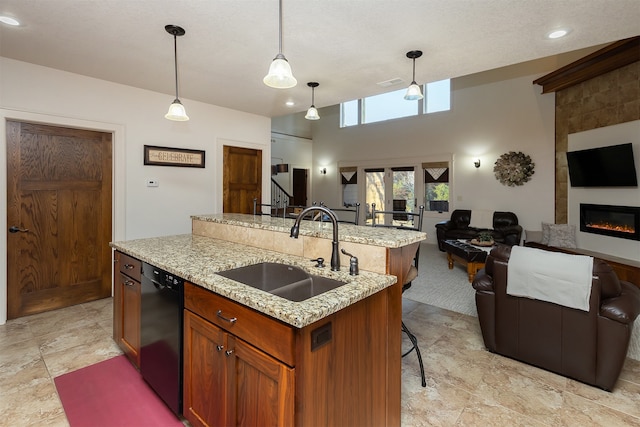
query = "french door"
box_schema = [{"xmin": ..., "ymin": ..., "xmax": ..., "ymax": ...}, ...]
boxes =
[{"xmin": 364, "ymin": 167, "xmax": 416, "ymax": 226}]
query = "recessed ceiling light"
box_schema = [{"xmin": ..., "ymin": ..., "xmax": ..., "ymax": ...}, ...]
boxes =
[
  {"xmin": 547, "ymin": 29, "xmax": 569, "ymax": 39},
  {"xmin": 285, "ymin": 101, "xmax": 295, "ymax": 107},
  {"xmin": 0, "ymin": 16, "xmax": 20, "ymax": 26}
]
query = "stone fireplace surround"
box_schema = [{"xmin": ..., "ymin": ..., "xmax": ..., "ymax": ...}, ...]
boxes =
[
  {"xmin": 567, "ymin": 120, "xmax": 640, "ymax": 263},
  {"xmin": 534, "ymin": 37, "xmax": 640, "ymax": 281}
]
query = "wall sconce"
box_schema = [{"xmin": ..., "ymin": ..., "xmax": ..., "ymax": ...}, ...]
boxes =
[
  {"xmin": 320, "ymin": 168, "xmax": 327, "ymax": 175},
  {"xmin": 474, "ymin": 158, "xmax": 481, "ymax": 168}
]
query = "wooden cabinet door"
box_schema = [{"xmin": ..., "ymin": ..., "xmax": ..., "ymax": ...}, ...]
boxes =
[
  {"xmin": 184, "ymin": 309, "xmax": 295, "ymax": 427},
  {"xmin": 230, "ymin": 335, "xmax": 295, "ymax": 427},
  {"xmin": 120, "ymin": 273, "xmax": 140, "ymax": 366},
  {"xmin": 113, "ymin": 251, "xmax": 141, "ymax": 368},
  {"xmin": 183, "ymin": 310, "xmax": 228, "ymax": 427}
]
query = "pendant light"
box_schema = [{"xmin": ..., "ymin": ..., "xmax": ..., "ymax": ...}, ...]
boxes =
[
  {"xmin": 263, "ymin": 0, "xmax": 297, "ymax": 89},
  {"xmin": 165, "ymin": 25, "xmax": 189, "ymax": 121},
  {"xmin": 305, "ymin": 82, "xmax": 320, "ymax": 120},
  {"xmin": 404, "ymin": 50, "xmax": 424, "ymax": 101}
]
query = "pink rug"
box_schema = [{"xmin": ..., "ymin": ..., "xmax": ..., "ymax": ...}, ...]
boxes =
[{"xmin": 54, "ymin": 355, "xmax": 183, "ymax": 427}]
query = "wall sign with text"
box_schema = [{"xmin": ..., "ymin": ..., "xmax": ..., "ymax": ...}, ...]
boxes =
[{"xmin": 143, "ymin": 145, "xmax": 205, "ymax": 168}]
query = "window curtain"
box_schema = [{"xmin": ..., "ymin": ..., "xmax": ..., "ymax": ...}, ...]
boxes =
[
  {"xmin": 340, "ymin": 166, "xmax": 357, "ymax": 184},
  {"xmin": 422, "ymin": 161, "xmax": 449, "ymax": 183}
]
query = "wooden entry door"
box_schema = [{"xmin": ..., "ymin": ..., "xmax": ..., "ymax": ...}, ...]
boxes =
[
  {"xmin": 6, "ymin": 121, "xmax": 113, "ymax": 319},
  {"xmin": 223, "ymin": 146, "xmax": 262, "ymax": 214}
]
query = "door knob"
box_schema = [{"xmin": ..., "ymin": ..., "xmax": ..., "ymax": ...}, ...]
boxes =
[{"xmin": 9, "ymin": 226, "xmax": 29, "ymax": 233}]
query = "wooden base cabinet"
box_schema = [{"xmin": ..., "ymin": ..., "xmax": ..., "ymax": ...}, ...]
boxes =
[
  {"xmin": 113, "ymin": 251, "xmax": 141, "ymax": 367},
  {"xmin": 183, "ymin": 275, "xmax": 401, "ymax": 427},
  {"xmin": 183, "ymin": 310, "xmax": 294, "ymax": 427}
]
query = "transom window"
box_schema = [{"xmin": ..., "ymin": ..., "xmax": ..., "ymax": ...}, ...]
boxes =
[{"xmin": 340, "ymin": 79, "xmax": 451, "ymax": 127}]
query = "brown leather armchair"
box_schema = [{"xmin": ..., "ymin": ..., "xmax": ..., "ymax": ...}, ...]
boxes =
[{"xmin": 472, "ymin": 244, "xmax": 640, "ymax": 391}]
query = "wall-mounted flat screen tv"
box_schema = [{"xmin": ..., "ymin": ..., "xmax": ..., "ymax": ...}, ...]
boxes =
[{"xmin": 566, "ymin": 143, "xmax": 638, "ymax": 187}]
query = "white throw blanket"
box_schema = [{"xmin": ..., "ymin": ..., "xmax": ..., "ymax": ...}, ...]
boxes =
[
  {"xmin": 469, "ymin": 210, "xmax": 494, "ymax": 229},
  {"xmin": 507, "ymin": 246, "xmax": 594, "ymax": 311}
]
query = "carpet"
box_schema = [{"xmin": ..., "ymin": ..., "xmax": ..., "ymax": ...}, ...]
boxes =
[
  {"xmin": 54, "ymin": 355, "xmax": 183, "ymax": 427},
  {"xmin": 402, "ymin": 242, "xmax": 478, "ymax": 317}
]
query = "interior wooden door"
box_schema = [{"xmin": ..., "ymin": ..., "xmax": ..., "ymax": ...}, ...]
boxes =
[
  {"xmin": 6, "ymin": 121, "xmax": 113, "ymax": 319},
  {"xmin": 223, "ymin": 145, "xmax": 262, "ymax": 214},
  {"xmin": 292, "ymin": 168, "xmax": 307, "ymax": 206}
]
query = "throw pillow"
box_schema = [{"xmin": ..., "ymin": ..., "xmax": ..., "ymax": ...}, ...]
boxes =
[
  {"xmin": 525, "ymin": 230, "xmax": 542, "ymax": 243},
  {"xmin": 547, "ymin": 223, "xmax": 577, "ymax": 248},
  {"xmin": 541, "ymin": 222, "xmax": 553, "ymax": 245}
]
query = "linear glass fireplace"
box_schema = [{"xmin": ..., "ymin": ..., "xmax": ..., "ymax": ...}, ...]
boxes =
[{"xmin": 580, "ymin": 204, "xmax": 640, "ymax": 241}]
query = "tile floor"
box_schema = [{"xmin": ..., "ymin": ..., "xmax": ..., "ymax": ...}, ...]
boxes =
[{"xmin": 1, "ymin": 297, "xmax": 639, "ymax": 426}]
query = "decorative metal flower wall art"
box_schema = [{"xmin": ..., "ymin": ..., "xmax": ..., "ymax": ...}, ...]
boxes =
[{"xmin": 493, "ymin": 151, "xmax": 535, "ymax": 186}]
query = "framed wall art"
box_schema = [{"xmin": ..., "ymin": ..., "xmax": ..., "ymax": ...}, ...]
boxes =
[{"xmin": 143, "ymin": 145, "xmax": 205, "ymax": 168}]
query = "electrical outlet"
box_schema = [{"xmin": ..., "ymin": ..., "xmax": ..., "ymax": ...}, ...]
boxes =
[{"xmin": 147, "ymin": 179, "xmax": 159, "ymax": 187}]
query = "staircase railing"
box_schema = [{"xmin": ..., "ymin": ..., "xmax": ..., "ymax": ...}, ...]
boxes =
[
  {"xmin": 253, "ymin": 179, "xmax": 294, "ymax": 217},
  {"xmin": 271, "ymin": 178, "xmax": 292, "ymax": 210}
]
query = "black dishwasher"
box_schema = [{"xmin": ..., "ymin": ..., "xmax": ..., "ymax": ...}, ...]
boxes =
[{"xmin": 140, "ymin": 262, "xmax": 184, "ymax": 416}]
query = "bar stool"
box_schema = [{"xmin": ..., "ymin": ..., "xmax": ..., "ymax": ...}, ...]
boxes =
[
  {"xmin": 401, "ymin": 249, "xmax": 426, "ymax": 387},
  {"xmin": 370, "ymin": 204, "xmax": 427, "ymax": 387}
]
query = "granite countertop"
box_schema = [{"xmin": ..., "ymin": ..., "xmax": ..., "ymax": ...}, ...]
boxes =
[
  {"xmin": 110, "ymin": 234, "xmax": 397, "ymax": 328},
  {"xmin": 192, "ymin": 213, "xmax": 426, "ymax": 248}
]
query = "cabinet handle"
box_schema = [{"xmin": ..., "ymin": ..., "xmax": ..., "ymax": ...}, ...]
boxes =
[
  {"xmin": 123, "ymin": 264, "xmax": 135, "ymax": 270},
  {"xmin": 216, "ymin": 310, "xmax": 237, "ymax": 324},
  {"xmin": 124, "ymin": 280, "xmax": 135, "ymax": 286},
  {"xmin": 225, "ymin": 349, "xmax": 234, "ymax": 357},
  {"xmin": 216, "ymin": 345, "xmax": 224, "ymax": 352}
]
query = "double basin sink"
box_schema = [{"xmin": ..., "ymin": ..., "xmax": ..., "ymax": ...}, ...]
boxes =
[{"xmin": 217, "ymin": 262, "xmax": 346, "ymax": 302}]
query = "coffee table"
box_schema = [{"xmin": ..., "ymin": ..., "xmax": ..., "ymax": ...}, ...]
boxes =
[{"xmin": 442, "ymin": 239, "xmax": 491, "ymax": 282}]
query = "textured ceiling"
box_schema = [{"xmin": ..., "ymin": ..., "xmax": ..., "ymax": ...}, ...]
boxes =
[{"xmin": 1, "ymin": 0, "xmax": 639, "ymax": 118}]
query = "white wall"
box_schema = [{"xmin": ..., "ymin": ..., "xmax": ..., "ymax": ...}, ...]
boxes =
[
  {"xmin": 0, "ymin": 57, "xmax": 271, "ymax": 324},
  {"xmin": 568, "ymin": 120, "xmax": 640, "ymax": 261},
  {"xmin": 309, "ymin": 71, "xmax": 557, "ymax": 244}
]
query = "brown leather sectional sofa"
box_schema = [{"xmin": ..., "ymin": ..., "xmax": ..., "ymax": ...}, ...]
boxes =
[{"xmin": 472, "ymin": 244, "xmax": 640, "ymax": 391}]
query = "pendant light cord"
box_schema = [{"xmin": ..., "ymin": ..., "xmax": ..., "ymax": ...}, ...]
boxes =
[
  {"xmin": 412, "ymin": 57, "xmax": 416, "ymax": 83},
  {"xmin": 278, "ymin": 0, "xmax": 283, "ymax": 54},
  {"xmin": 173, "ymin": 34, "xmax": 179, "ymax": 99}
]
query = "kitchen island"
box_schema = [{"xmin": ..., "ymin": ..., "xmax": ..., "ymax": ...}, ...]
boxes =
[{"xmin": 111, "ymin": 214, "xmax": 426, "ymax": 427}]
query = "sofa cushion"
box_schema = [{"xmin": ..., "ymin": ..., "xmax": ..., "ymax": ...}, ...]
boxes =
[
  {"xmin": 525, "ymin": 230, "xmax": 543, "ymax": 243},
  {"xmin": 451, "ymin": 210, "xmax": 471, "ymax": 229},
  {"xmin": 594, "ymin": 259, "xmax": 622, "ymax": 299},
  {"xmin": 494, "ymin": 211, "xmax": 519, "ymax": 229}
]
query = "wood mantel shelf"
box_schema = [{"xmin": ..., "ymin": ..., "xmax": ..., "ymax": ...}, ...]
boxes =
[{"xmin": 533, "ymin": 36, "xmax": 640, "ymax": 93}]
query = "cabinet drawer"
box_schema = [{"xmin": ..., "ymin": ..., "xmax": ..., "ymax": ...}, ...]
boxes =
[
  {"xmin": 184, "ymin": 282, "xmax": 295, "ymax": 367},
  {"xmin": 117, "ymin": 251, "xmax": 141, "ymax": 281}
]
